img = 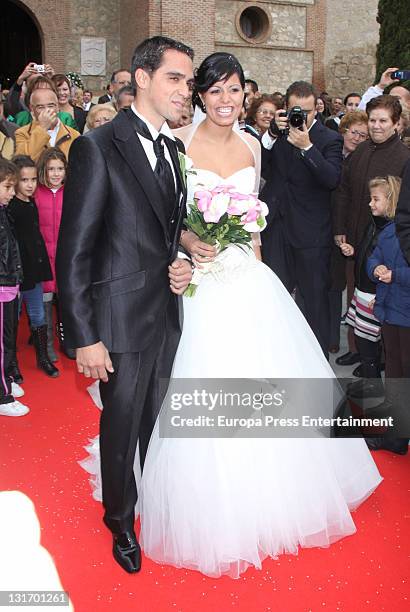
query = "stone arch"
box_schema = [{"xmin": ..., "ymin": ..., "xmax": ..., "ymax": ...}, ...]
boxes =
[
  {"xmin": 11, "ymin": 0, "xmax": 71, "ymax": 74},
  {"xmin": 0, "ymin": 0, "xmax": 43, "ymax": 86}
]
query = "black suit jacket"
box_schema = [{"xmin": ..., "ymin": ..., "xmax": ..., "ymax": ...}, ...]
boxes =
[
  {"xmin": 260, "ymin": 120, "xmax": 343, "ymax": 249},
  {"xmin": 97, "ymin": 94, "xmax": 111, "ymax": 104},
  {"xmin": 56, "ymin": 109, "xmax": 187, "ymax": 353}
]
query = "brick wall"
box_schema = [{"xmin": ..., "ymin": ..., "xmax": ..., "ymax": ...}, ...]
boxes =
[
  {"xmin": 306, "ymin": 0, "xmax": 327, "ymax": 93},
  {"xmin": 19, "ymin": 0, "xmax": 71, "ymax": 74},
  {"xmin": 20, "ymin": 0, "xmax": 380, "ymax": 97}
]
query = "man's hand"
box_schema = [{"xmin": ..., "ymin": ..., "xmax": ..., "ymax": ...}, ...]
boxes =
[
  {"xmin": 374, "ymin": 264, "xmax": 389, "ymax": 279},
  {"xmin": 181, "ymin": 231, "xmax": 217, "ymax": 268},
  {"xmin": 168, "ymin": 258, "xmax": 193, "ymax": 295},
  {"xmin": 76, "ymin": 341, "xmax": 114, "ymax": 382},
  {"xmin": 272, "ymin": 108, "xmax": 288, "ymax": 134},
  {"xmin": 287, "ymin": 123, "xmax": 311, "ymax": 150},
  {"xmin": 378, "ymin": 67, "xmax": 400, "ymax": 90},
  {"xmin": 340, "ymin": 242, "xmax": 354, "ymax": 257},
  {"xmin": 17, "ymin": 62, "xmax": 38, "ymax": 85},
  {"xmin": 334, "ymin": 234, "xmax": 346, "ymax": 247},
  {"xmin": 37, "ymin": 107, "xmax": 58, "ymax": 131}
]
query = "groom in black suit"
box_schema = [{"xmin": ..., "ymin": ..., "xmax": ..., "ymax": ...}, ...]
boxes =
[
  {"xmin": 56, "ymin": 37, "xmax": 195, "ymax": 573},
  {"xmin": 260, "ymin": 81, "xmax": 343, "ymax": 357}
]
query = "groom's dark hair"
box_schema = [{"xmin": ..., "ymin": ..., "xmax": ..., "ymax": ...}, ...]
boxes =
[{"xmin": 130, "ymin": 36, "xmax": 194, "ymax": 88}]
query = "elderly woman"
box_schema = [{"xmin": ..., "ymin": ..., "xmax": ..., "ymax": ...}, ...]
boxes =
[
  {"xmin": 52, "ymin": 74, "xmax": 87, "ymax": 133},
  {"xmin": 245, "ymin": 94, "xmax": 283, "ymax": 138},
  {"xmin": 333, "ymin": 97, "xmax": 410, "ymax": 373},
  {"xmin": 328, "ymin": 111, "xmax": 369, "ymax": 353},
  {"xmin": 85, "ymin": 104, "xmax": 117, "ymax": 131}
]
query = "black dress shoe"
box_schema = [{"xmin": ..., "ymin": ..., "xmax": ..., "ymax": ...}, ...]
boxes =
[
  {"xmin": 112, "ymin": 531, "xmax": 141, "ymax": 573},
  {"xmin": 335, "ymin": 351, "xmax": 361, "ymax": 366},
  {"xmin": 365, "ymin": 437, "xmax": 409, "ymax": 455},
  {"xmin": 352, "ymin": 364, "xmax": 363, "ymax": 378}
]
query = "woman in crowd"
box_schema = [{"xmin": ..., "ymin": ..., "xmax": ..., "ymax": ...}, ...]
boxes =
[
  {"xmin": 329, "ymin": 111, "xmax": 369, "ymax": 353},
  {"xmin": 52, "ymin": 75, "xmax": 87, "ymax": 133},
  {"xmin": 85, "ymin": 104, "xmax": 117, "ymax": 131},
  {"xmin": 333, "ymin": 96, "xmax": 410, "ymax": 369},
  {"xmin": 12, "ymin": 76, "xmax": 78, "ymax": 130},
  {"xmin": 245, "ymin": 94, "xmax": 283, "ymax": 139}
]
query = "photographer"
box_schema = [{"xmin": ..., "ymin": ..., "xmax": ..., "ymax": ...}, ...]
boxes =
[
  {"xmin": 260, "ymin": 81, "xmax": 343, "ymax": 356},
  {"xmin": 5, "ymin": 62, "xmax": 54, "ymax": 118}
]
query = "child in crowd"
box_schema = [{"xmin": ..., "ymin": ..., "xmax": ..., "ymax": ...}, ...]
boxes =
[
  {"xmin": 0, "ymin": 159, "xmax": 29, "ymax": 417},
  {"xmin": 339, "ymin": 176, "xmax": 402, "ymax": 399},
  {"xmin": 366, "ymin": 176, "xmax": 409, "ymax": 455},
  {"xmin": 35, "ymin": 148, "xmax": 73, "ymax": 359},
  {"xmin": 7, "ymin": 156, "xmax": 58, "ymax": 378}
]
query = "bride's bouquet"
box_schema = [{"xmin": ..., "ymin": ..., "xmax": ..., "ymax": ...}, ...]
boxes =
[{"xmin": 184, "ymin": 184, "xmax": 269, "ymax": 297}]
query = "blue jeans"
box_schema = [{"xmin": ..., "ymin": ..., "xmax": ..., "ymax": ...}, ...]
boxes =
[{"xmin": 22, "ymin": 283, "xmax": 45, "ymax": 327}]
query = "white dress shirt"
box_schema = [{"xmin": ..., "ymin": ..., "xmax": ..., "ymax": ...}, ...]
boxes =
[
  {"xmin": 47, "ymin": 120, "xmax": 60, "ymax": 147},
  {"xmin": 130, "ymin": 104, "xmax": 177, "ymax": 190}
]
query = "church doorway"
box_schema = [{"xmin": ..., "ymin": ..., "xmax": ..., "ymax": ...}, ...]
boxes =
[{"xmin": 0, "ymin": 0, "xmax": 42, "ymax": 90}]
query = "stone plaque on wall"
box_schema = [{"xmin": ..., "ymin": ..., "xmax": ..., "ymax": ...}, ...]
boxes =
[{"xmin": 81, "ymin": 37, "xmax": 106, "ymax": 76}]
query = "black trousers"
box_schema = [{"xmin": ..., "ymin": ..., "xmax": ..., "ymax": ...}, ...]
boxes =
[
  {"xmin": 262, "ymin": 220, "xmax": 331, "ymax": 356},
  {"xmin": 328, "ymin": 289, "xmax": 342, "ymax": 349},
  {"xmin": 0, "ymin": 298, "xmax": 18, "ymax": 404},
  {"xmin": 382, "ymin": 323, "xmax": 410, "ymax": 440},
  {"xmin": 99, "ymin": 299, "xmax": 181, "ymax": 534}
]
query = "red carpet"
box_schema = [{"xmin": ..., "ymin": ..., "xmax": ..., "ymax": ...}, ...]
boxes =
[{"xmin": 0, "ymin": 321, "xmax": 409, "ymax": 611}]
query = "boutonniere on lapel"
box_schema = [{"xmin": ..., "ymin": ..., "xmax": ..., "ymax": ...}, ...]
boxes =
[{"xmin": 177, "ymin": 152, "xmax": 196, "ymax": 187}]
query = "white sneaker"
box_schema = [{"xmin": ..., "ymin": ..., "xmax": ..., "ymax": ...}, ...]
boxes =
[
  {"xmin": 0, "ymin": 400, "xmax": 30, "ymax": 417},
  {"xmin": 11, "ymin": 382, "xmax": 24, "ymax": 398}
]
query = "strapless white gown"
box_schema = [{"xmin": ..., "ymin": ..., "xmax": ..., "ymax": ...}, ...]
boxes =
[{"xmin": 136, "ymin": 167, "xmax": 382, "ymax": 578}]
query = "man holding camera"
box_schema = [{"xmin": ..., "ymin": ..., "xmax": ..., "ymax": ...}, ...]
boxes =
[
  {"xmin": 5, "ymin": 62, "xmax": 54, "ymax": 118},
  {"xmin": 260, "ymin": 81, "xmax": 343, "ymax": 357}
]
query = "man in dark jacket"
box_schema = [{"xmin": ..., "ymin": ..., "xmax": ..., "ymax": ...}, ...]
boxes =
[
  {"xmin": 333, "ymin": 95, "xmax": 410, "ymax": 365},
  {"xmin": 56, "ymin": 36, "xmax": 193, "ymax": 574},
  {"xmin": 261, "ymin": 81, "xmax": 343, "ymax": 356}
]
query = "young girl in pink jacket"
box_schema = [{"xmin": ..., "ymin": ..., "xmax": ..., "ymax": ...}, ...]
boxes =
[{"xmin": 35, "ymin": 148, "xmax": 74, "ymax": 359}]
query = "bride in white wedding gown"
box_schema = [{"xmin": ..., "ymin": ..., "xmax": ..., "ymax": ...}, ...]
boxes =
[{"xmin": 81, "ymin": 53, "xmax": 382, "ymax": 579}]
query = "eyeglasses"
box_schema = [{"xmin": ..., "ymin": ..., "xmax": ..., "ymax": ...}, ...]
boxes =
[
  {"xmin": 256, "ymin": 109, "xmax": 276, "ymax": 117},
  {"xmin": 34, "ymin": 103, "xmax": 57, "ymax": 111},
  {"xmin": 346, "ymin": 128, "xmax": 368, "ymax": 140}
]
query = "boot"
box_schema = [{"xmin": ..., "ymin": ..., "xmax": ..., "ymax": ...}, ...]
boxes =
[
  {"xmin": 347, "ymin": 360, "xmax": 384, "ymax": 399},
  {"xmin": 55, "ymin": 297, "xmax": 76, "ymax": 360},
  {"xmin": 44, "ymin": 302, "xmax": 58, "ymax": 362},
  {"xmin": 56, "ymin": 320, "xmax": 76, "ymax": 360},
  {"xmin": 5, "ymin": 299, "xmax": 23, "ymax": 384},
  {"xmin": 31, "ymin": 325, "xmax": 59, "ymax": 377}
]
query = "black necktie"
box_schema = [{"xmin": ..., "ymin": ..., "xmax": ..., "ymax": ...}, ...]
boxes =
[{"xmin": 129, "ymin": 111, "xmax": 176, "ymax": 212}]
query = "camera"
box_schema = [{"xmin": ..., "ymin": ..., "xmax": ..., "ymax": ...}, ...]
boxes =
[
  {"xmin": 391, "ymin": 70, "xmax": 410, "ymax": 81},
  {"xmin": 34, "ymin": 64, "xmax": 46, "ymax": 73},
  {"xmin": 288, "ymin": 106, "xmax": 308, "ymax": 129},
  {"xmin": 270, "ymin": 106, "xmax": 308, "ymax": 137}
]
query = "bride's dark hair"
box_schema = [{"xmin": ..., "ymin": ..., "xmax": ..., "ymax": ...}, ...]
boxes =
[{"xmin": 192, "ymin": 52, "xmax": 245, "ymax": 112}]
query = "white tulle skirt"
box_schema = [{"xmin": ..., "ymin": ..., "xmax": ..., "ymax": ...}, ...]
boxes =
[{"xmin": 82, "ymin": 248, "xmax": 382, "ymax": 578}]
